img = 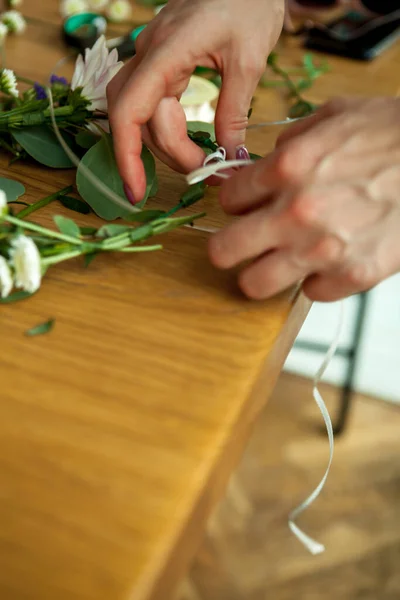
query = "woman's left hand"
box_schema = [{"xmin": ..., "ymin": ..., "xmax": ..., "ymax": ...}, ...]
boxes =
[{"xmin": 209, "ymin": 97, "xmax": 400, "ymax": 301}]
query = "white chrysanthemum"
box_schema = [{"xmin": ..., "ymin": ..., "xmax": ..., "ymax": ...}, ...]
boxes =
[
  {"xmin": 71, "ymin": 35, "xmax": 123, "ymax": 112},
  {"xmin": 0, "ymin": 189, "xmax": 7, "ymax": 216},
  {"xmin": 0, "ymin": 256, "xmax": 13, "ymax": 299},
  {"xmin": 106, "ymin": 0, "xmax": 132, "ymax": 23},
  {"xmin": 60, "ymin": 0, "xmax": 89, "ymax": 18},
  {"xmin": 0, "ymin": 68, "xmax": 18, "ymax": 97},
  {"xmin": 10, "ymin": 235, "xmax": 42, "ymax": 294},
  {"xmin": 1, "ymin": 10, "xmax": 26, "ymax": 34},
  {"xmin": 0, "ymin": 22, "xmax": 8, "ymax": 43},
  {"xmin": 88, "ymin": 0, "xmax": 109, "ymax": 10}
]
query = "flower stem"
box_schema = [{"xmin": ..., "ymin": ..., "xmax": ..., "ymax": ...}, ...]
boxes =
[
  {"xmin": 4, "ymin": 215, "xmax": 84, "ymax": 246},
  {"xmin": 117, "ymin": 245, "xmax": 163, "ymax": 253},
  {"xmin": 16, "ymin": 75, "xmax": 37, "ymax": 87},
  {"xmin": 41, "ymin": 249, "xmax": 82, "ymax": 266},
  {"xmin": 17, "ymin": 185, "xmax": 73, "ymax": 219}
]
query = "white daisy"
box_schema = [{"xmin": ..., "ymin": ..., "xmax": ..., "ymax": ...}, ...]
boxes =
[
  {"xmin": 0, "ymin": 256, "xmax": 13, "ymax": 299},
  {"xmin": 0, "ymin": 68, "xmax": 18, "ymax": 97},
  {"xmin": 60, "ymin": 0, "xmax": 89, "ymax": 18},
  {"xmin": 10, "ymin": 235, "xmax": 42, "ymax": 294},
  {"xmin": 0, "ymin": 22, "xmax": 8, "ymax": 43},
  {"xmin": 1, "ymin": 10, "xmax": 26, "ymax": 34},
  {"xmin": 106, "ymin": 0, "xmax": 132, "ymax": 23}
]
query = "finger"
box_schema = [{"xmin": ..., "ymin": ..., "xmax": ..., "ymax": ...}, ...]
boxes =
[
  {"xmin": 239, "ymin": 249, "xmax": 307, "ymax": 300},
  {"xmin": 208, "ymin": 202, "xmax": 288, "ymax": 270},
  {"xmin": 302, "ymin": 262, "xmax": 377, "ymax": 302},
  {"xmin": 215, "ymin": 56, "xmax": 263, "ymax": 158},
  {"xmin": 147, "ymin": 97, "xmax": 206, "ymax": 173},
  {"xmin": 109, "ymin": 44, "xmax": 194, "ymax": 201},
  {"xmin": 276, "ymin": 97, "xmax": 361, "ymax": 148}
]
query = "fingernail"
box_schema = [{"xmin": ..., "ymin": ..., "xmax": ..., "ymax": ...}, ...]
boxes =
[
  {"xmin": 236, "ymin": 145, "xmax": 250, "ymax": 161},
  {"xmin": 123, "ymin": 183, "xmax": 136, "ymax": 205}
]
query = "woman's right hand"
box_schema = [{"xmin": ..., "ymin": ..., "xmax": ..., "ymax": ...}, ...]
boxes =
[{"xmin": 107, "ymin": 0, "xmax": 285, "ymax": 203}]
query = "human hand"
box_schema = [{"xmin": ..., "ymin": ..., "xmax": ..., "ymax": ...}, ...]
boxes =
[
  {"xmin": 107, "ymin": 0, "xmax": 284, "ymax": 203},
  {"xmin": 210, "ymin": 97, "xmax": 400, "ymax": 301}
]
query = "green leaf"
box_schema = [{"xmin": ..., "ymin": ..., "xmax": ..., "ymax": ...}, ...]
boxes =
[
  {"xmin": 187, "ymin": 121, "xmax": 216, "ymax": 140},
  {"xmin": 96, "ymin": 224, "xmax": 132, "ymax": 238},
  {"xmin": 83, "ymin": 253, "xmax": 97, "ymax": 267},
  {"xmin": 25, "ymin": 318, "xmax": 54, "ymax": 337},
  {"xmin": 80, "ymin": 226, "xmax": 98, "ymax": 236},
  {"xmin": 75, "ymin": 130, "xmax": 98, "ymax": 149},
  {"xmin": 76, "ymin": 135, "xmax": 156, "ymax": 220},
  {"xmin": 0, "ymin": 177, "xmax": 26, "ymax": 202},
  {"xmin": 249, "ymin": 152, "xmax": 262, "ymax": 161},
  {"xmin": 59, "ymin": 195, "xmax": 92, "ymax": 215},
  {"xmin": 12, "ymin": 126, "xmax": 75, "ymax": 168},
  {"xmin": 180, "ymin": 182, "xmax": 206, "ymax": 207},
  {"xmin": 289, "ymin": 100, "xmax": 317, "ymax": 119},
  {"xmin": 8, "ymin": 200, "xmax": 29, "ymax": 207},
  {"xmin": 148, "ymin": 174, "xmax": 159, "ymax": 198},
  {"xmin": 54, "ymin": 215, "xmax": 81, "ymax": 238},
  {"xmin": 0, "ymin": 290, "xmax": 34, "ymax": 304}
]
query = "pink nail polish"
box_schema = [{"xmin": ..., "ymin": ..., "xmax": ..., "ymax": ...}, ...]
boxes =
[
  {"xmin": 236, "ymin": 145, "xmax": 250, "ymax": 161},
  {"xmin": 123, "ymin": 183, "xmax": 136, "ymax": 205}
]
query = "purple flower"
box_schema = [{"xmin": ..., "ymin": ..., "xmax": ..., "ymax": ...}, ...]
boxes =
[
  {"xmin": 34, "ymin": 82, "xmax": 47, "ymax": 100},
  {"xmin": 50, "ymin": 74, "xmax": 68, "ymax": 86}
]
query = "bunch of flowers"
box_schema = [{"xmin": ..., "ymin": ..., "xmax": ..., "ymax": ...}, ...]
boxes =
[{"xmin": 60, "ymin": 0, "xmax": 132, "ymax": 23}]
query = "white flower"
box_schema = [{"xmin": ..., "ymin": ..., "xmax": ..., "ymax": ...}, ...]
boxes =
[
  {"xmin": 0, "ymin": 68, "xmax": 18, "ymax": 97},
  {"xmin": 0, "ymin": 189, "xmax": 7, "ymax": 216},
  {"xmin": 60, "ymin": 0, "xmax": 89, "ymax": 18},
  {"xmin": 106, "ymin": 0, "xmax": 132, "ymax": 23},
  {"xmin": 0, "ymin": 256, "xmax": 13, "ymax": 298},
  {"xmin": 0, "ymin": 22, "xmax": 8, "ymax": 43},
  {"xmin": 8, "ymin": 0, "xmax": 23, "ymax": 8},
  {"xmin": 10, "ymin": 235, "xmax": 41, "ymax": 294},
  {"xmin": 71, "ymin": 35, "xmax": 123, "ymax": 112},
  {"xmin": 1, "ymin": 10, "xmax": 26, "ymax": 34},
  {"xmin": 88, "ymin": 0, "xmax": 109, "ymax": 10}
]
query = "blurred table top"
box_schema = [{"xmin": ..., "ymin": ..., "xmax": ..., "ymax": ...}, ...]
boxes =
[{"xmin": 0, "ymin": 2, "xmax": 399, "ymax": 600}]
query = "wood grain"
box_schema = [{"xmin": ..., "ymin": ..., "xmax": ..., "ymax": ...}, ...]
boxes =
[{"xmin": 0, "ymin": 2, "xmax": 399, "ymax": 600}]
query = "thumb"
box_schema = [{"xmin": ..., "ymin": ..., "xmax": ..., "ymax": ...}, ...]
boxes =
[{"xmin": 214, "ymin": 60, "xmax": 262, "ymax": 158}]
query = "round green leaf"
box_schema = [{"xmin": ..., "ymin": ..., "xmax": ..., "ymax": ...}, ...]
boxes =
[
  {"xmin": 187, "ymin": 121, "xmax": 216, "ymax": 140},
  {"xmin": 0, "ymin": 177, "xmax": 26, "ymax": 202},
  {"xmin": 12, "ymin": 126, "xmax": 75, "ymax": 168},
  {"xmin": 76, "ymin": 134, "xmax": 156, "ymax": 220}
]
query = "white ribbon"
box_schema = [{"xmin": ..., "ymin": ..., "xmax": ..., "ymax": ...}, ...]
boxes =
[
  {"xmin": 187, "ymin": 150, "xmax": 345, "ymax": 555},
  {"xmin": 289, "ymin": 300, "xmax": 345, "ymax": 554}
]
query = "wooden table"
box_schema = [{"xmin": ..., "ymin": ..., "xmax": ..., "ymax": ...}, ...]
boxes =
[{"xmin": 0, "ymin": 3, "xmax": 398, "ymax": 599}]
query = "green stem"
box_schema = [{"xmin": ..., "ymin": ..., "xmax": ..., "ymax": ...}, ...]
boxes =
[
  {"xmin": 17, "ymin": 185, "xmax": 73, "ymax": 219},
  {"xmin": 118, "ymin": 245, "xmax": 163, "ymax": 253},
  {"xmin": 4, "ymin": 215, "xmax": 84, "ymax": 246},
  {"xmin": 41, "ymin": 249, "xmax": 82, "ymax": 266},
  {"xmin": 268, "ymin": 62, "xmax": 302, "ymax": 101},
  {"xmin": 0, "ymin": 137, "xmax": 19, "ymax": 156},
  {"xmin": 16, "ymin": 75, "xmax": 37, "ymax": 86}
]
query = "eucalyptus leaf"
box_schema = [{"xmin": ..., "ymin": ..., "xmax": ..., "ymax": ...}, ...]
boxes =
[
  {"xmin": 187, "ymin": 121, "xmax": 216, "ymax": 140},
  {"xmin": 0, "ymin": 290, "xmax": 34, "ymax": 304},
  {"xmin": 289, "ymin": 100, "xmax": 316, "ymax": 119},
  {"xmin": 60, "ymin": 195, "xmax": 92, "ymax": 215},
  {"xmin": 25, "ymin": 318, "xmax": 54, "ymax": 337},
  {"xmin": 12, "ymin": 126, "xmax": 75, "ymax": 168},
  {"xmin": 75, "ymin": 130, "xmax": 98, "ymax": 149},
  {"xmin": 54, "ymin": 215, "xmax": 81, "ymax": 238},
  {"xmin": 148, "ymin": 175, "xmax": 159, "ymax": 198},
  {"xmin": 76, "ymin": 135, "xmax": 156, "ymax": 220},
  {"xmin": 0, "ymin": 177, "xmax": 26, "ymax": 202}
]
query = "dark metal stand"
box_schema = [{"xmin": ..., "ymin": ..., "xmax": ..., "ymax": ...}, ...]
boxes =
[{"xmin": 293, "ymin": 292, "xmax": 369, "ymax": 436}]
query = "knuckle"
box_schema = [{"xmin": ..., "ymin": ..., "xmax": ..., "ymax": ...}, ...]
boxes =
[
  {"xmin": 312, "ymin": 236, "xmax": 344, "ymax": 264},
  {"xmin": 274, "ymin": 143, "xmax": 303, "ymax": 182},
  {"xmin": 289, "ymin": 192, "xmax": 320, "ymax": 227},
  {"xmin": 345, "ymin": 263, "xmax": 375, "ymax": 290}
]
